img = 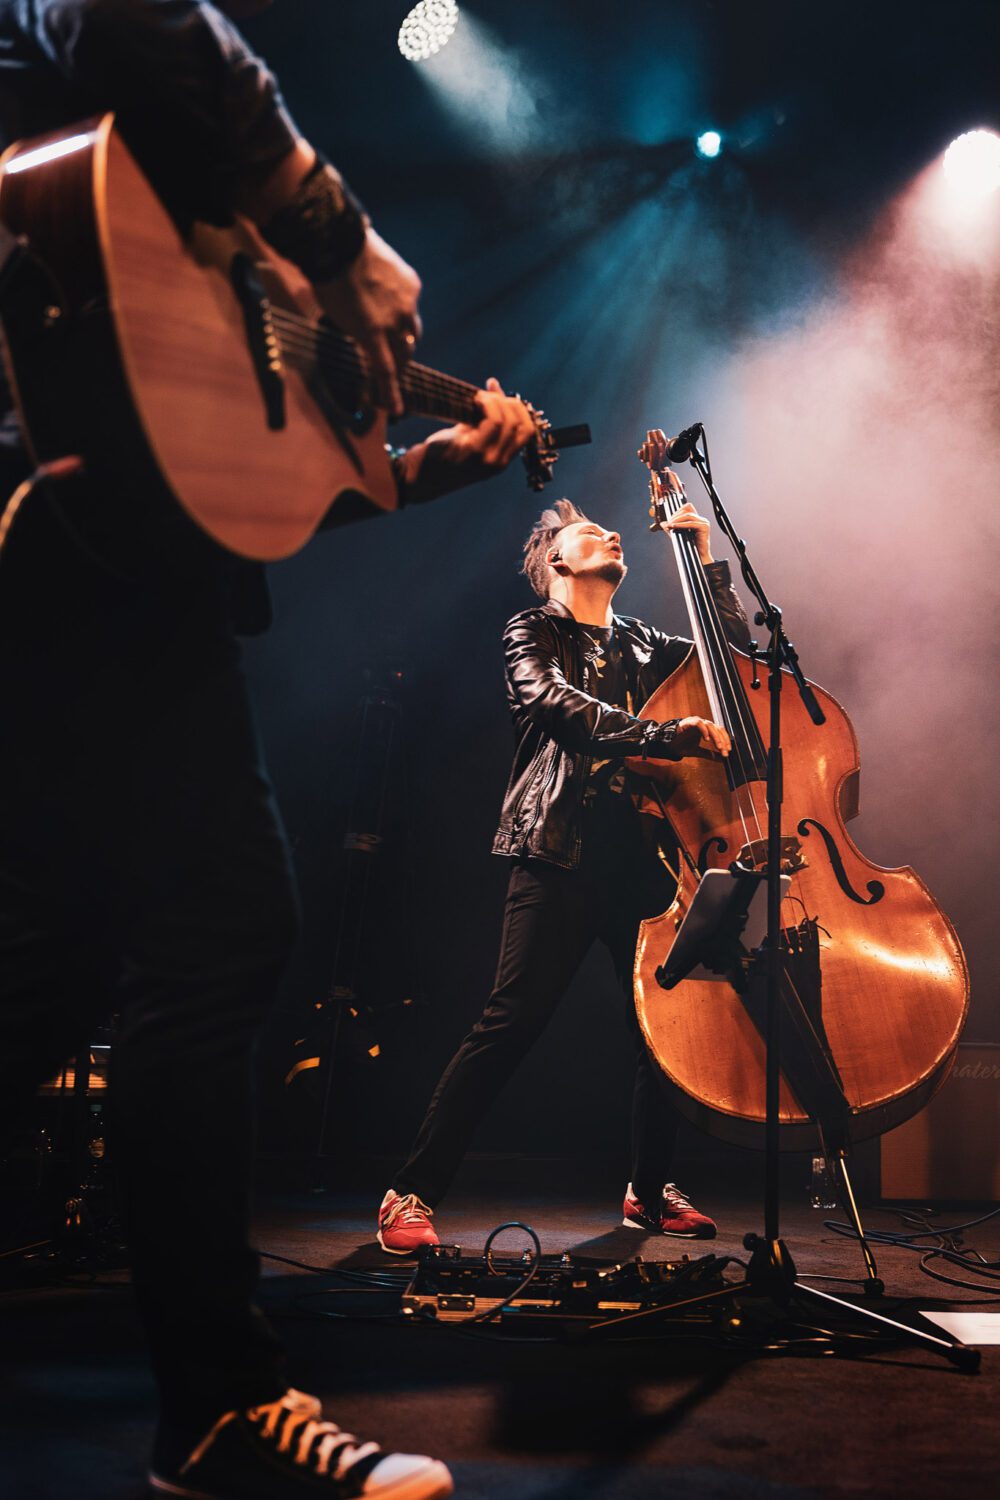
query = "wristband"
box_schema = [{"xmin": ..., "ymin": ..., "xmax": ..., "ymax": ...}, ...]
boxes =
[
  {"xmin": 261, "ymin": 154, "xmax": 369, "ymax": 281},
  {"xmin": 641, "ymin": 720, "xmax": 679, "ymax": 759}
]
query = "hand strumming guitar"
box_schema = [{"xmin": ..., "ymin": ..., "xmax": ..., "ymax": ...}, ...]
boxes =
[{"xmin": 315, "ymin": 228, "xmax": 423, "ymax": 422}]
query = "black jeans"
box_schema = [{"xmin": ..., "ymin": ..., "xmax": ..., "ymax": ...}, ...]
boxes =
[
  {"xmin": 396, "ymin": 792, "xmax": 680, "ymax": 1208},
  {"xmin": 0, "ymin": 496, "xmax": 297, "ymax": 1435}
]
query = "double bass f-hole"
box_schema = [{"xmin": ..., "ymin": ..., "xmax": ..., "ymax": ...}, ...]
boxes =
[{"xmin": 797, "ymin": 819, "xmax": 885, "ymax": 906}]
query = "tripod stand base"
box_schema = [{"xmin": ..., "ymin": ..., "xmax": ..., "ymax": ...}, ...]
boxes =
[
  {"xmin": 727, "ymin": 1232, "xmax": 979, "ymax": 1370},
  {"xmin": 743, "ymin": 1234, "xmax": 797, "ymax": 1301},
  {"xmin": 791, "ymin": 1280, "xmax": 981, "ymax": 1372}
]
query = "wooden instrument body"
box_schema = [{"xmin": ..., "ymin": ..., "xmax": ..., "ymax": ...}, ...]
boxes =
[
  {"xmin": 0, "ymin": 115, "xmax": 403, "ymax": 560},
  {"xmin": 627, "ymin": 647, "xmax": 969, "ymax": 1150}
]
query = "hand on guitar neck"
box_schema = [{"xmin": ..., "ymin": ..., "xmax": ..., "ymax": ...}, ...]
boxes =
[{"xmin": 392, "ymin": 377, "xmax": 538, "ymax": 506}]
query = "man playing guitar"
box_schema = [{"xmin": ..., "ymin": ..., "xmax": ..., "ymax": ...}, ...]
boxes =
[{"xmin": 0, "ymin": 4, "xmax": 532, "ymax": 1498}]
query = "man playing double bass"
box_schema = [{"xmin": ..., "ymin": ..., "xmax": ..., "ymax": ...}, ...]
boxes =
[{"xmin": 377, "ymin": 444, "xmax": 751, "ymax": 1255}]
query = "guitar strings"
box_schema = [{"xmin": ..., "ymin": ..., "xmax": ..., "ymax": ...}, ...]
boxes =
[
  {"xmin": 269, "ymin": 330, "xmax": 481, "ymax": 418},
  {"xmin": 267, "ymin": 322, "xmax": 472, "ymax": 411},
  {"xmin": 252, "ymin": 262, "xmax": 488, "ymax": 408},
  {"xmin": 266, "ymin": 308, "xmax": 482, "ymax": 415}
]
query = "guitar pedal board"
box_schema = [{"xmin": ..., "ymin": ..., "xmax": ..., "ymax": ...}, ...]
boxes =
[{"xmin": 402, "ymin": 1243, "xmax": 730, "ymax": 1328}]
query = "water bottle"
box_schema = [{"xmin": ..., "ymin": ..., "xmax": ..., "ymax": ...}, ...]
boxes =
[{"xmin": 810, "ymin": 1154, "xmax": 837, "ymax": 1209}]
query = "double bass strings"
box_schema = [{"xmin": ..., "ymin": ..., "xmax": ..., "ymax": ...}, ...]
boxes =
[
  {"xmin": 668, "ymin": 479, "xmax": 766, "ymax": 774},
  {"xmin": 666, "ymin": 480, "xmax": 812, "ymax": 936},
  {"xmin": 666, "ymin": 518, "xmax": 756, "ymax": 854},
  {"xmin": 662, "ymin": 473, "xmax": 766, "ymax": 847}
]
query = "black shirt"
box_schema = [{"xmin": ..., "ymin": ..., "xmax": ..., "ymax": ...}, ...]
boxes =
[
  {"xmin": 577, "ymin": 621, "xmax": 634, "ymax": 800},
  {"xmin": 0, "ymin": 0, "xmax": 298, "ymax": 228}
]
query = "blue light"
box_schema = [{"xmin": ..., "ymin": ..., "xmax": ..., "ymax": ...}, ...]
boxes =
[{"xmin": 695, "ymin": 130, "xmax": 722, "ymax": 160}]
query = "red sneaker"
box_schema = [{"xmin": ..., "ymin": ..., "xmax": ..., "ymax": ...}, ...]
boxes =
[
  {"xmin": 622, "ymin": 1182, "xmax": 717, "ymax": 1239},
  {"xmin": 377, "ymin": 1188, "xmax": 440, "ymax": 1256}
]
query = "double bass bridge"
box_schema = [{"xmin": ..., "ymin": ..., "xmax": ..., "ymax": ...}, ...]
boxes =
[{"xmin": 733, "ymin": 835, "xmax": 807, "ymax": 876}]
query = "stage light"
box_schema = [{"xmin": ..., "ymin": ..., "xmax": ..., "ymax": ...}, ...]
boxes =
[
  {"xmin": 943, "ymin": 129, "xmax": 1000, "ymax": 198},
  {"xmin": 398, "ymin": 0, "xmax": 459, "ymax": 63},
  {"xmin": 695, "ymin": 130, "xmax": 722, "ymax": 160}
]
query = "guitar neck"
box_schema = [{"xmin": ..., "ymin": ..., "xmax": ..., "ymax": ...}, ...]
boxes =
[{"xmin": 401, "ymin": 361, "xmax": 482, "ymax": 425}]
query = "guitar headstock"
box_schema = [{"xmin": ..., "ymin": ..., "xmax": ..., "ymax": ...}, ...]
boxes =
[
  {"xmin": 520, "ymin": 402, "xmax": 592, "ymax": 490},
  {"xmin": 521, "ymin": 401, "xmax": 557, "ymax": 491}
]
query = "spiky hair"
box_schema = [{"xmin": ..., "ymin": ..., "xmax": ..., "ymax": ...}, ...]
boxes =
[{"xmin": 521, "ymin": 498, "xmax": 589, "ymax": 599}]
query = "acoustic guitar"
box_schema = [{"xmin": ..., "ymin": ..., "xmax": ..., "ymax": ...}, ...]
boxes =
[{"xmin": 0, "ymin": 114, "xmax": 588, "ymax": 561}]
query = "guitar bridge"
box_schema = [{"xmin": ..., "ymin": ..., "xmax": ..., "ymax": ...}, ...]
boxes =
[{"xmin": 231, "ymin": 252, "xmax": 285, "ymax": 431}]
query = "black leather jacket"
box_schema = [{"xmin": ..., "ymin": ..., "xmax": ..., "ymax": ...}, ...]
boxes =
[{"xmin": 492, "ymin": 562, "xmax": 751, "ymax": 870}]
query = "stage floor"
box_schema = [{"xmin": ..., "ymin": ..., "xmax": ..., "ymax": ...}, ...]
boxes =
[{"xmin": 3, "ymin": 1178, "xmax": 998, "ymax": 1499}]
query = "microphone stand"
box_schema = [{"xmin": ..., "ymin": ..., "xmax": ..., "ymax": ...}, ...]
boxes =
[
  {"xmin": 637, "ymin": 426, "xmax": 979, "ymax": 1368},
  {"xmin": 682, "ymin": 425, "xmax": 823, "ymax": 1279}
]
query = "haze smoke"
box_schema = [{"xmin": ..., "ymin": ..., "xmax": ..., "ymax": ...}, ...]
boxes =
[{"xmin": 703, "ymin": 163, "xmax": 1000, "ymax": 1024}]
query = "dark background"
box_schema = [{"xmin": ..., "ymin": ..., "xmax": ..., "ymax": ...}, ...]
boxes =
[{"xmin": 238, "ymin": 1, "xmax": 1000, "ymax": 1175}]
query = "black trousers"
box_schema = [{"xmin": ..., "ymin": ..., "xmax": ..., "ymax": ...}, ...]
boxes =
[
  {"xmin": 0, "ymin": 497, "xmax": 296, "ymax": 1436},
  {"xmin": 396, "ymin": 793, "xmax": 681, "ymax": 1208}
]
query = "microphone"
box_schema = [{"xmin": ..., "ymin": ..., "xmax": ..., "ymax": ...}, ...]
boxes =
[{"xmin": 661, "ymin": 423, "xmax": 703, "ymax": 463}]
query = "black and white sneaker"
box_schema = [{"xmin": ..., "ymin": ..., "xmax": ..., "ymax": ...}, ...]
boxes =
[{"xmin": 149, "ymin": 1387, "xmax": 453, "ymax": 1498}]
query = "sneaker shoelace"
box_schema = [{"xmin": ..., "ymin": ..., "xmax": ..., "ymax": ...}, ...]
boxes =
[
  {"xmin": 662, "ymin": 1183, "xmax": 696, "ymax": 1213},
  {"xmin": 382, "ymin": 1191, "xmax": 434, "ymax": 1230},
  {"xmin": 181, "ymin": 1388, "xmax": 381, "ymax": 1482}
]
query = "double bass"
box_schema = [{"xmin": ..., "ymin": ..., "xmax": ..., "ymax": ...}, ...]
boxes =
[{"xmin": 626, "ymin": 444, "xmax": 969, "ymax": 1152}]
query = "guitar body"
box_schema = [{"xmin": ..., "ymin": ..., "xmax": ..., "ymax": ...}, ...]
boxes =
[{"xmin": 0, "ymin": 114, "xmax": 396, "ymax": 561}]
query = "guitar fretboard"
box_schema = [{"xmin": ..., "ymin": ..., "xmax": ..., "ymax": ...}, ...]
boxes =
[{"xmin": 402, "ymin": 362, "xmax": 481, "ymax": 424}]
